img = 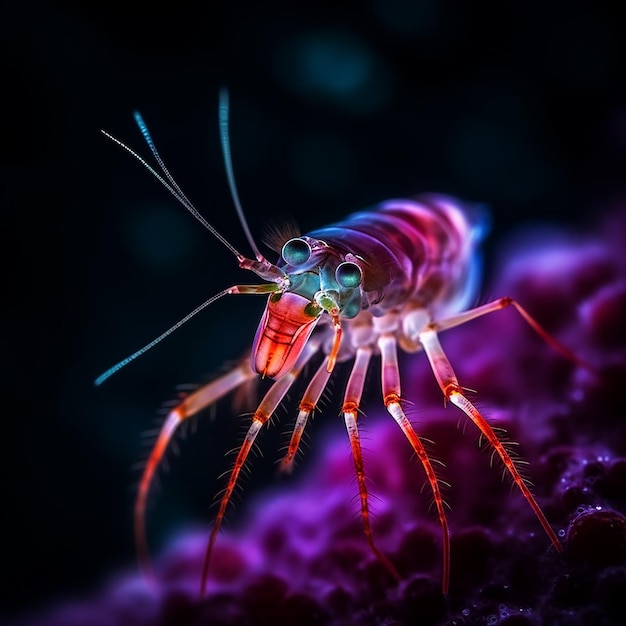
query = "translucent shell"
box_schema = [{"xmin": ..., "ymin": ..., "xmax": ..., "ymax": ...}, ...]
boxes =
[{"xmin": 251, "ymin": 292, "xmax": 322, "ymax": 379}]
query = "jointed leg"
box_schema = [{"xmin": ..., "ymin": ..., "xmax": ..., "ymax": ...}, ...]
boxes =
[
  {"xmin": 343, "ymin": 346, "xmax": 401, "ymax": 582},
  {"xmin": 200, "ymin": 338, "xmax": 321, "ymax": 595},
  {"xmin": 135, "ymin": 359, "xmax": 257, "ymax": 580},
  {"xmin": 378, "ymin": 333, "xmax": 451, "ymax": 594},
  {"xmin": 419, "ymin": 328, "xmax": 562, "ymax": 553},
  {"xmin": 279, "ymin": 356, "xmax": 332, "ymax": 473},
  {"xmin": 432, "ymin": 297, "xmax": 589, "ymax": 370}
]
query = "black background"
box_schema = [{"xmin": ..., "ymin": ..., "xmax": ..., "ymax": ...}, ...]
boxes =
[{"xmin": 3, "ymin": 0, "xmax": 625, "ymax": 617}]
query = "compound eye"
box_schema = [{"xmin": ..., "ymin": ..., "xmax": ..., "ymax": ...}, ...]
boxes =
[
  {"xmin": 281, "ymin": 238, "xmax": 311, "ymax": 265},
  {"xmin": 335, "ymin": 261, "xmax": 362, "ymax": 288}
]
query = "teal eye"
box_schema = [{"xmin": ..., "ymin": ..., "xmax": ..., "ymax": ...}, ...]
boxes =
[
  {"xmin": 281, "ymin": 238, "xmax": 311, "ymax": 265},
  {"xmin": 335, "ymin": 261, "xmax": 362, "ymax": 288}
]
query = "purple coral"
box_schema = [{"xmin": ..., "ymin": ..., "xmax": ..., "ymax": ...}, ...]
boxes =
[{"xmin": 18, "ymin": 206, "xmax": 626, "ymax": 626}]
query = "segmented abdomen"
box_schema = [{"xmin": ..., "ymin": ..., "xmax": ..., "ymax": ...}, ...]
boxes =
[{"xmin": 307, "ymin": 195, "xmax": 488, "ymax": 318}]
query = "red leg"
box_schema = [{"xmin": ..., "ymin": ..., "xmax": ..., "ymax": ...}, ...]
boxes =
[
  {"xmin": 419, "ymin": 328, "xmax": 563, "ymax": 553},
  {"xmin": 432, "ymin": 296, "xmax": 590, "ymax": 371},
  {"xmin": 200, "ymin": 338, "xmax": 321, "ymax": 595},
  {"xmin": 343, "ymin": 346, "xmax": 401, "ymax": 582},
  {"xmin": 135, "ymin": 359, "xmax": 256, "ymax": 581},
  {"xmin": 279, "ymin": 356, "xmax": 332, "ymax": 473},
  {"xmin": 378, "ymin": 333, "xmax": 451, "ymax": 594}
]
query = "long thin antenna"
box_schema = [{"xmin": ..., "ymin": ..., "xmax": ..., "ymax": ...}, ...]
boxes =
[
  {"xmin": 133, "ymin": 111, "xmax": 193, "ymax": 206},
  {"xmin": 218, "ymin": 88, "xmax": 265, "ymax": 262},
  {"xmin": 95, "ymin": 91, "xmax": 290, "ymax": 386},
  {"xmin": 94, "ymin": 282, "xmax": 279, "ymax": 386},
  {"xmin": 94, "ymin": 289, "xmax": 234, "ymax": 386},
  {"xmin": 100, "ymin": 128, "xmax": 245, "ymax": 262}
]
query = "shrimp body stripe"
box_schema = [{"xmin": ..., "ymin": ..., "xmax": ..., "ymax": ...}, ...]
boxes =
[{"xmin": 305, "ymin": 195, "xmax": 487, "ymax": 319}]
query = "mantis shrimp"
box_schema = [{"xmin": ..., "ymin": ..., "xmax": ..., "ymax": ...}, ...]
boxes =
[{"xmin": 96, "ymin": 90, "xmax": 585, "ymax": 596}]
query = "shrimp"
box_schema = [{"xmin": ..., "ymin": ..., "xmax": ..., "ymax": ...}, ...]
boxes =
[{"xmin": 96, "ymin": 90, "xmax": 585, "ymax": 596}]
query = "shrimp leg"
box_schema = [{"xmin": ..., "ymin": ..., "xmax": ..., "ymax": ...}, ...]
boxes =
[
  {"xmin": 432, "ymin": 297, "xmax": 588, "ymax": 369},
  {"xmin": 135, "ymin": 359, "xmax": 257, "ymax": 581},
  {"xmin": 378, "ymin": 333, "xmax": 451, "ymax": 594},
  {"xmin": 343, "ymin": 346, "xmax": 402, "ymax": 582},
  {"xmin": 279, "ymin": 356, "xmax": 332, "ymax": 473},
  {"xmin": 200, "ymin": 337, "xmax": 322, "ymax": 595},
  {"xmin": 111, "ymin": 283, "xmax": 283, "ymax": 579},
  {"xmin": 418, "ymin": 328, "xmax": 563, "ymax": 553}
]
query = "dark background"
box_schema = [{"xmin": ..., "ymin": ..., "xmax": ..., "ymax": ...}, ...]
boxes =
[{"xmin": 3, "ymin": 0, "xmax": 625, "ymax": 617}]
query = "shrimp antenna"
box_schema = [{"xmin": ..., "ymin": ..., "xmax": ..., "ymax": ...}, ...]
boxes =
[
  {"xmin": 95, "ymin": 93, "xmax": 288, "ymax": 386},
  {"xmin": 94, "ymin": 281, "xmax": 279, "ymax": 386},
  {"xmin": 100, "ymin": 125, "xmax": 245, "ymax": 261},
  {"xmin": 218, "ymin": 88, "xmax": 265, "ymax": 262},
  {"xmin": 94, "ymin": 289, "xmax": 232, "ymax": 386}
]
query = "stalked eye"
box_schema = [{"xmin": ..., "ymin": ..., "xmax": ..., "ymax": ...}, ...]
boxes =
[
  {"xmin": 335, "ymin": 261, "xmax": 362, "ymax": 288},
  {"xmin": 281, "ymin": 238, "xmax": 311, "ymax": 265}
]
